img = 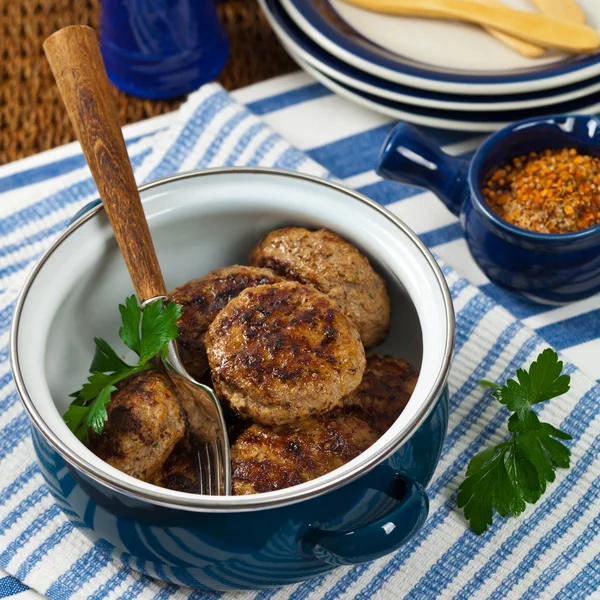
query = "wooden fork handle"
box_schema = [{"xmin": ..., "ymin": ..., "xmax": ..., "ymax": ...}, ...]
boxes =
[{"xmin": 44, "ymin": 25, "xmax": 167, "ymax": 302}]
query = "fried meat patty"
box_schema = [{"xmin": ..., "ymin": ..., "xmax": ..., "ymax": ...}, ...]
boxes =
[
  {"xmin": 152, "ymin": 436, "xmax": 199, "ymax": 493},
  {"xmin": 249, "ymin": 227, "xmax": 390, "ymax": 347},
  {"xmin": 205, "ymin": 281, "xmax": 366, "ymax": 425},
  {"xmin": 169, "ymin": 265, "xmax": 282, "ymax": 380},
  {"xmin": 231, "ymin": 411, "xmax": 379, "ymax": 495},
  {"xmin": 344, "ymin": 354, "xmax": 418, "ymax": 435},
  {"xmin": 88, "ymin": 371, "xmax": 185, "ymax": 482}
]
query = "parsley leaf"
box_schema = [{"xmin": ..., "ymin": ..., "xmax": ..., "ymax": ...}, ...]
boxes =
[
  {"xmin": 63, "ymin": 404, "xmax": 91, "ymax": 441},
  {"xmin": 488, "ymin": 349, "xmax": 570, "ymax": 420},
  {"xmin": 90, "ymin": 338, "xmax": 131, "ymax": 373},
  {"xmin": 458, "ymin": 348, "xmax": 572, "ymax": 534},
  {"xmin": 64, "ymin": 385, "xmax": 117, "ymax": 442},
  {"xmin": 457, "ymin": 443, "xmax": 513, "ymax": 535},
  {"xmin": 139, "ymin": 299, "xmax": 182, "ymax": 363},
  {"xmin": 118, "ymin": 295, "xmax": 142, "ymax": 356},
  {"xmin": 505, "ymin": 446, "xmax": 540, "ymax": 513},
  {"xmin": 85, "ymin": 385, "xmax": 117, "ymax": 436},
  {"xmin": 74, "ymin": 371, "xmax": 116, "ymax": 403},
  {"xmin": 64, "ymin": 295, "xmax": 182, "ymax": 441}
]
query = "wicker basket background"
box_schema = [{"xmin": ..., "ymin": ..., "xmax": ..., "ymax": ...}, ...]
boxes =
[{"xmin": 0, "ymin": 0, "xmax": 297, "ymax": 163}]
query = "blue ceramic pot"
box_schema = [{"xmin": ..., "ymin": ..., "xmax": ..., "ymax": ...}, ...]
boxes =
[
  {"xmin": 377, "ymin": 116, "xmax": 600, "ymax": 304},
  {"xmin": 31, "ymin": 388, "xmax": 447, "ymax": 590},
  {"xmin": 12, "ymin": 168, "xmax": 454, "ymax": 590}
]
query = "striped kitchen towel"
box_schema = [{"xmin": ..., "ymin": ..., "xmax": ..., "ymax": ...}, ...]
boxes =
[
  {"xmin": 0, "ymin": 80, "xmax": 600, "ymax": 600},
  {"xmin": 2, "ymin": 73, "xmax": 598, "ymax": 380}
]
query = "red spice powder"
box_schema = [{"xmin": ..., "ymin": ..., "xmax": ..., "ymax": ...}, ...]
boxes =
[{"xmin": 482, "ymin": 148, "xmax": 600, "ymax": 234}]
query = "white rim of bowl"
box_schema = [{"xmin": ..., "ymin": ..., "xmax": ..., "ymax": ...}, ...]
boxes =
[{"xmin": 10, "ymin": 167, "xmax": 454, "ymax": 513}]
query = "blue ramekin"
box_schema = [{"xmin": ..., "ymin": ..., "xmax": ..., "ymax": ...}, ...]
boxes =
[{"xmin": 378, "ymin": 115, "xmax": 600, "ymax": 304}]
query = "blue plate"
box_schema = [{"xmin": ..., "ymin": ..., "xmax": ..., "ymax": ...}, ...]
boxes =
[
  {"xmin": 280, "ymin": 0, "xmax": 600, "ymax": 94},
  {"xmin": 296, "ymin": 56, "xmax": 600, "ymax": 131},
  {"xmin": 261, "ymin": 0, "xmax": 600, "ymax": 111}
]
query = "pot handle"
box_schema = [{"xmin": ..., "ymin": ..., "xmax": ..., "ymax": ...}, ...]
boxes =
[
  {"xmin": 303, "ymin": 473, "xmax": 428, "ymax": 566},
  {"xmin": 377, "ymin": 123, "xmax": 470, "ymax": 217}
]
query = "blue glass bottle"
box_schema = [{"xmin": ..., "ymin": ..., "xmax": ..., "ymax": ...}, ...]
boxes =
[{"xmin": 100, "ymin": 0, "xmax": 229, "ymax": 99}]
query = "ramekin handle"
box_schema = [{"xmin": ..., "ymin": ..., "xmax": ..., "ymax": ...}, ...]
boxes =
[{"xmin": 377, "ymin": 122, "xmax": 470, "ymax": 217}]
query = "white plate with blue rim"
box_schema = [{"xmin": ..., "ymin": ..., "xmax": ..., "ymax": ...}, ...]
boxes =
[
  {"xmin": 279, "ymin": 0, "xmax": 600, "ymax": 95},
  {"xmin": 292, "ymin": 52, "xmax": 600, "ymax": 131},
  {"xmin": 260, "ymin": 0, "xmax": 600, "ymax": 111}
]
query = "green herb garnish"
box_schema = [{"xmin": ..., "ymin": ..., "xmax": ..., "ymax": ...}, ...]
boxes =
[
  {"xmin": 63, "ymin": 295, "xmax": 182, "ymax": 442},
  {"xmin": 457, "ymin": 348, "xmax": 572, "ymax": 535}
]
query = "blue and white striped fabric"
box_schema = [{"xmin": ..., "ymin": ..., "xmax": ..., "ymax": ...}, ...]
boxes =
[{"xmin": 1, "ymin": 73, "xmax": 599, "ymax": 600}]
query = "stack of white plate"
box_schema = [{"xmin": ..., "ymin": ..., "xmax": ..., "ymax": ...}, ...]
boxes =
[{"xmin": 258, "ymin": 0, "xmax": 600, "ymax": 131}]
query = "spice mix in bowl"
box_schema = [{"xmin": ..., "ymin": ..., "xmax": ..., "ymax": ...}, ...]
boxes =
[{"xmin": 482, "ymin": 148, "xmax": 600, "ymax": 234}]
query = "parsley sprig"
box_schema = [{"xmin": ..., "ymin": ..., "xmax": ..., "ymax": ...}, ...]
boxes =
[
  {"xmin": 457, "ymin": 349, "xmax": 572, "ymax": 535},
  {"xmin": 64, "ymin": 295, "xmax": 182, "ymax": 442}
]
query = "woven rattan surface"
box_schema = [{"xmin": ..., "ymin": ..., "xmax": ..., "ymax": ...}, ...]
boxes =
[{"xmin": 0, "ymin": 0, "xmax": 297, "ymax": 164}]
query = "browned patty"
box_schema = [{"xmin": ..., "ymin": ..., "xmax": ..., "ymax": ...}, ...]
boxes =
[
  {"xmin": 205, "ymin": 281, "xmax": 366, "ymax": 426},
  {"xmin": 169, "ymin": 266, "xmax": 282, "ymax": 380},
  {"xmin": 249, "ymin": 227, "xmax": 391, "ymax": 347},
  {"xmin": 88, "ymin": 370, "xmax": 185, "ymax": 482},
  {"xmin": 344, "ymin": 354, "xmax": 419, "ymax": 435},
  {"xmin": 231, "ymin": 411, "xmax": 379, "ymax": 495},
  {"xmin": 152, "ymin": 435, "xmax": 200, "ymax": 493}
]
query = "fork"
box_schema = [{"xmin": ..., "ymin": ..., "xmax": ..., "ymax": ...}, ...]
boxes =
[
  {"xmin": 43, "ymin": 25, "xmax": 231, "ymax": 496},
  {"xmin": 162, "ymin": 340, "xmax": 230, "ymax": 494}
]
